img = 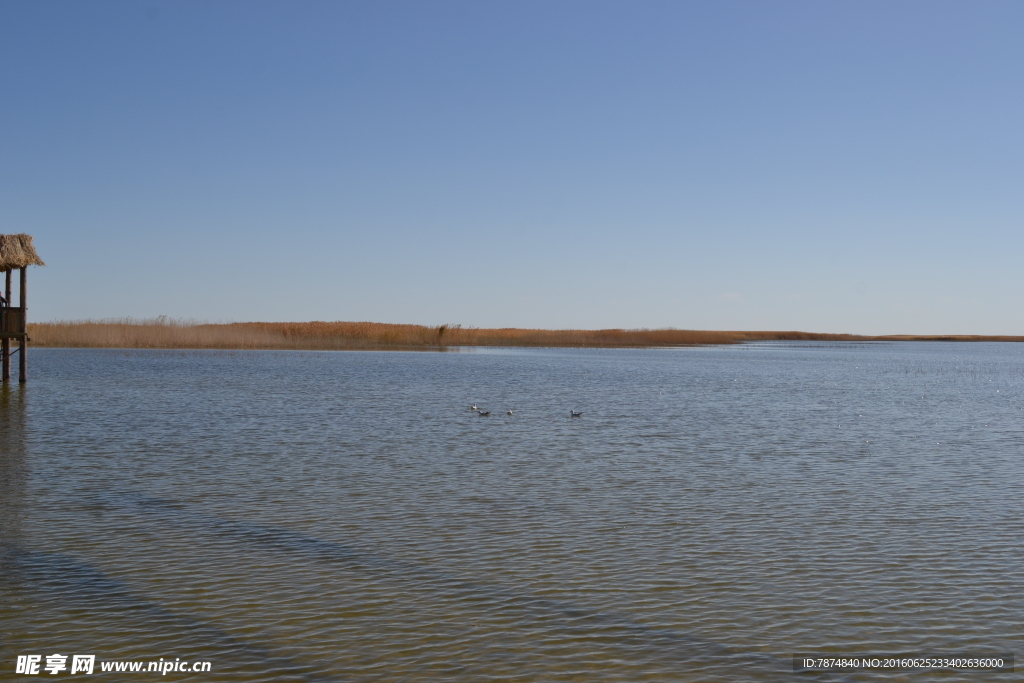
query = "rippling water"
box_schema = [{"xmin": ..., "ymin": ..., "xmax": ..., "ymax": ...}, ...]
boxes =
[{"xmin": 2, "ymin": 344, "xmax": 1022, "ymax": 681}]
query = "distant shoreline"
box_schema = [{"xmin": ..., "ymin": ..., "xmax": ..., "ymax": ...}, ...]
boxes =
[{"xmin": 26, "ymin": 320, "xmax": 1024, "ymax": 350}]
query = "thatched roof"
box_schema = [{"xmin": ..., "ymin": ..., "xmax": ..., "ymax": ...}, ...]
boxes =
[{"xmin": 0, "ymin": 234, "xmax": 44, "ymax": 270}]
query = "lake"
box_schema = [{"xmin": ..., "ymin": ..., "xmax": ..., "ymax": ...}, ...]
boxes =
[{"xmin": 1, "ymin": 344, "xmax": 1021, "ymax": 681}]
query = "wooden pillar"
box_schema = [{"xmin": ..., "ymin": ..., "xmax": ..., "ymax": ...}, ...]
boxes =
[
  {"xmin": 18, "ymin": 266, "xmax": 26, "ymax": 383},
  {"xmin": 2, "ymin": 269, "xmax": 9, "ymax": 382}
]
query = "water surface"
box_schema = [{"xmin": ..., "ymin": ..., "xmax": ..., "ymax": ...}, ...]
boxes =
[{"xmin": 2, "ymin": 344, "xmax": 1022, "ymax": 681}]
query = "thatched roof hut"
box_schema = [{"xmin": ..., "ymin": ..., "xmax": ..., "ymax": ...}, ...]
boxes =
[{"xmin": 0, "ymin": 234, "xmax": 45, "ymax": 270}]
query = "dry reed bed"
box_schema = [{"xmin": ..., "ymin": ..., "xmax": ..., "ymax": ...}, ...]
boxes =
[{"xmin": 27, "ymin": 320, "xmax": 1024, "ymax": 350}]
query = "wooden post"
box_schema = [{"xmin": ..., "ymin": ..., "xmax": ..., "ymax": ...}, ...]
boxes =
[
  {"xmin": 2, "ymin": 269, "xmax": 9, "ymax": 382},
  {"xmin": 18, "ymin": 266, "xmax": 26, "ymax": 383}
]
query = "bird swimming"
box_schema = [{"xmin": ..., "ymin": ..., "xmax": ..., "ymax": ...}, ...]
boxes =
[
  {"xmin": 570, "ymin": 410, "xmax": 583, "ymax": 417},
  {"xmin": 470, "ymin": 404, "xmax": 478, "ymax": 411},
  {"xmin": 478, "ymin": 410, "xmax": 491, "ymax": 416},
  {"xmin": 507, "ymin": 410, "xmax": 513, "ymax": 415}
]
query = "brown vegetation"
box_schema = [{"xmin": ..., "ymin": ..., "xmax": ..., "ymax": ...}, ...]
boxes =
[{"xmin": 26, "ymin": 318, "xmax": 1024, "ymax": 350}]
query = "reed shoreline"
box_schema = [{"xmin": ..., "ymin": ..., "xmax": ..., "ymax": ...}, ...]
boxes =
[{"xmin": 26, "ymin": 319, "xmax": 1024, "ymax": 351}]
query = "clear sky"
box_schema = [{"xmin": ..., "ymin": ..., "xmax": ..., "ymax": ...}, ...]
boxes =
[{"xmin": 2, "ymin": 1, "xmax": 1022, "ymax": 333}]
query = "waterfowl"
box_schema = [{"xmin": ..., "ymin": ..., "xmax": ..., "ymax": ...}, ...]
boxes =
[
  {"xmin": 506, "ymin": 410, "xmax": 513, "ymax": 415},
  {"xmin": 478, "ymin": 410, "xmax": 491, "ymax": 416},
  {"xmin": 570, "ymin": 410, "xmax": 583, "ymax": 417},
  {"xmin": 470, "ymin": 404, "xmax": 478, "ymax": 411}
]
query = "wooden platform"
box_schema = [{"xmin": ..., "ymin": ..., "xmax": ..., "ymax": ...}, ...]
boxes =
[{"xmin": 0, "ymin": 307, "xmax": 25, "ymax": 338}]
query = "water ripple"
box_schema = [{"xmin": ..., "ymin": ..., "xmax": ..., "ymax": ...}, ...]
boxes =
[{"xmin": 2, "ymin": 344, "xmax": 1022, "ymax": 681}]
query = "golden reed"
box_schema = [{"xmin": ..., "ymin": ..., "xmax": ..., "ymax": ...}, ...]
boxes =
[{"xmin": 26, "ymin": 319, "xmax": 1024, "ymax": 350}]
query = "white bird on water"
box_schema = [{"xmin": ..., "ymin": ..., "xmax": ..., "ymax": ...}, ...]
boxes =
[
  {"xmin": 570, "ymin": 410, "xmax": 583, "ymax": 417},
  {"xmin": 507, "ymin": 410, "xmax": 513, "ymax": 415},
  {"xmin": 470, "ymin": 404, "xmax": 478, "ymax": 411}
]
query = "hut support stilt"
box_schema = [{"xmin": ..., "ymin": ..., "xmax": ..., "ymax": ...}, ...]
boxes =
[
  {"xmin": 18, "ymin": 267, "xmax": 27, "ymax": 382},
  {"xmin": 2, "ymin": 269, "xmax": 9, "ymax": 382}
]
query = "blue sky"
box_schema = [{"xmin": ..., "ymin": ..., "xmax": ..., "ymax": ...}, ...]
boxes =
[{"xmin": 1, "ymin": 1, "xmax": 1022, "ymax": 333}]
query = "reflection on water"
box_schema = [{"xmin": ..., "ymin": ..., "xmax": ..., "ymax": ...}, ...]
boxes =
[
  {"xmin": 1, "ymin": 344, "xmax": 1022, "ymax": 681},
  {"xmin": 0, "ymin": 381, "xmax": 27, "ymax": 502},
  {"xmin": 0, "ymin": 382, "xmax": 27, "ymax": 562}
]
